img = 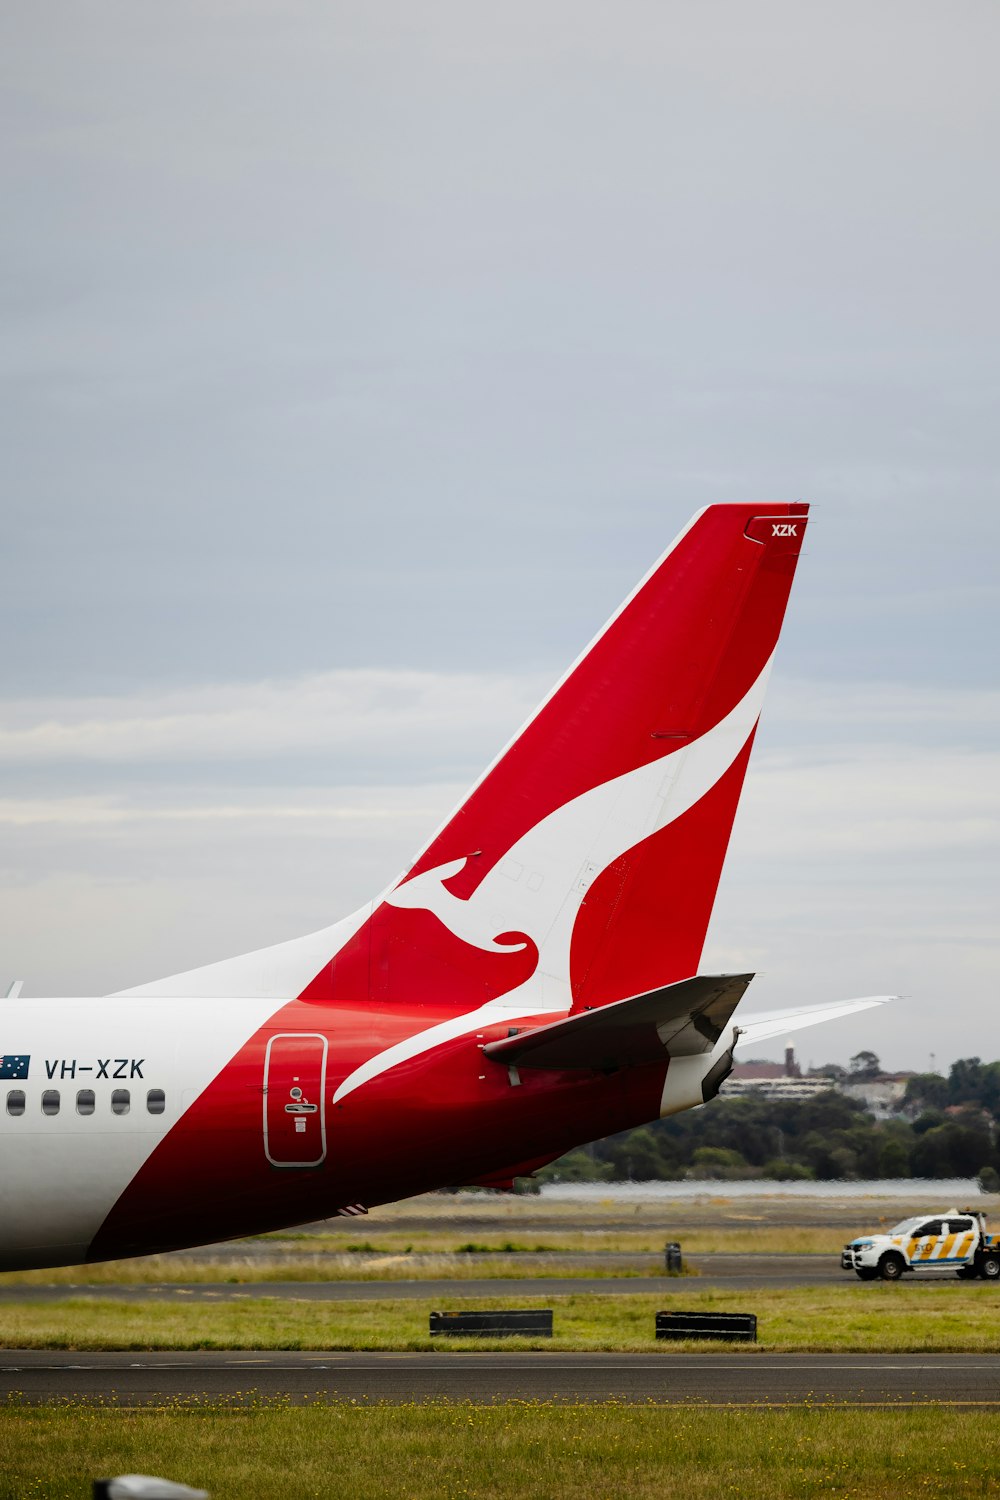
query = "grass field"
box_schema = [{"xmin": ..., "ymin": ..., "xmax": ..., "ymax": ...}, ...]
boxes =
[
  {"xmin": 2, "ymin": 1404, "xmax": 999, "ymax": 1500},
  {"xmin": 2, "ymin": 1284, "xmax": 998, "ymax": 1353},
  {"xmin": 0, "ymin": 1252, "xmax": 674, "ymax": 1285},
  {"xmin": 5, "ymin": 1200, "xmax": 998, "ymax": 1497},
  {"xmin": 0, "ymin": 1228, "xmax": 849, "ymax": 1285},
  {"xmin": 7, "ymin": 1188, "xmax": 985, "ymax": 1284}
]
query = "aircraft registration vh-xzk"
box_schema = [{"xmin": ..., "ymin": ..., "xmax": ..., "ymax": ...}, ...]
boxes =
[{"xmin": 1, "ymin": 502, "xmax": 893, "ymax": 1271}]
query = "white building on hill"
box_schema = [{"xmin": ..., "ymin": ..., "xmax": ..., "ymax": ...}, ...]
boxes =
[{"xmin": 721, "ymin": 1044, "xmax": 913, "ymax": 1112}]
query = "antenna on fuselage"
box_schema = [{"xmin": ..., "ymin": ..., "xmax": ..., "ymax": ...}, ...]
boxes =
[{"xmin": 4, "ymin": 980, "xmax": 23, "ymax": 999}]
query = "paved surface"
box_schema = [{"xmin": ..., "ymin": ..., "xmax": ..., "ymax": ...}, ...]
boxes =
[
  {"xmin": 1, "ymin": 1253, "xmax": 979, "ymax": 1300},
  {"xmin": 0, "ymin": 1278, "xmax": 676, "ymax": 1303},
  {"xmin": 0, "ymin": 1254, "xmax": 853, "ymax": 1302},
  {"xmin": 0, "ymin": 1276, "xmax": 764, "ymax": 1302},
  {"xmin": 2, "ymin": 1350, "xmax": 998, "ymax": 1407}
]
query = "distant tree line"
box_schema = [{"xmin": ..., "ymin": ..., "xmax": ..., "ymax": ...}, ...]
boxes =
[
  {"xmin": 902, "ymin": 1058, "xmax": 1000, "ymax": 1118},
  {"xmin": 535, "ymin": 1057, "xmax": 1000, "ymax": 1187}
]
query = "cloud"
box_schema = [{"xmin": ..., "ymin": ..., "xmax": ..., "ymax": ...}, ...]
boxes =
[
  {"xmin": 2, "ymin": 1, "xmax": 998, "ymax": 1070},
  {"xmin": 766, "ymin": 677, "xmax": 1000, "ymax": 743},
  {"xmin": 3, "ymin": 668, "xmax": 996, "ymax": 771},
  {"xmin": 735, "ymin": 745, "xmax": 1000, "ymax": 860},
  {"xmin": 0, "ymin": 667, "xmax": 996, "ymax": 1070},
  {"xmin": 2, "ymin": 672, "xmax": 996, "ymax": 866},
  {"xmin": 0, "ymin": 669, "xmax": 547, "ymax": 774},
  {"xmin": 0, "ymin": 787, "xmax": 458, "ymax": 830}
]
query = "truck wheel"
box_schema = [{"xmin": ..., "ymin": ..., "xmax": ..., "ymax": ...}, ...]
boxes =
[
  {"xmin": 855, "ymin": 1268, "xmax": 878, "ymax": 1281},
  {"xmin": 978, "ymin": 1254, "xmax": 1000, "ymax": 1280},
  {"xmin": 878, "ymin": 1253, "xmax": 905, "ymax": 1281},
  {"xmin": 956, "ymin": 1265, "xmax": 979, "ymax": 1279}
]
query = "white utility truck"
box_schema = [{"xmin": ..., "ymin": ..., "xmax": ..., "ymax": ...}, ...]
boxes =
[{"xmin": 841, "ymin": 1209, "xmax": 999, "ymax": 1281}]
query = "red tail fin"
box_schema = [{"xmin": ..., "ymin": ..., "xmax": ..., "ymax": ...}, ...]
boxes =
[{"xmin": 304, "ymin": 503, "xmax": 807, "ymax": 1013}]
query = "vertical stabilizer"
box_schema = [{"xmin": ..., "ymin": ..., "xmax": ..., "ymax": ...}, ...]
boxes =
[{"xmin": 301, "ymin": 503, "xmax": 808, "ymax": 1013}]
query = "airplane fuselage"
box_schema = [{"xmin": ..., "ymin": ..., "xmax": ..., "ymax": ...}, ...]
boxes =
[
  {"xmin": 0, "ymin": 994, "xmax": 666, "ymax": 1269},
  {"xmin": 1, "ymin": 502, "xmax": 890, "ymax": 1275}
]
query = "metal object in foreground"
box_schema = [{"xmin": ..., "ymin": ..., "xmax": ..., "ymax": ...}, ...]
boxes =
[
  {"xmin": 430, "ymin": 1309, "xmax": 553, "ymax": 1337},
  {"xmin": 656, "ymin": 1310, "xmax": 757, "ymax": 1342},
  {"xmin": 94, "ymin": 1480, "xmax": 208, "ymax": 1500}
]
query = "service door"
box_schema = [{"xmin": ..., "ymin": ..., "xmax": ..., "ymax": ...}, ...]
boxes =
[{"xmin": 263, "ymin": 1033, "xmax": 328, "ymax": 1168}]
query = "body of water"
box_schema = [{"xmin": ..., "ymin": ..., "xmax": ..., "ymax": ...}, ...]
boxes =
[{"xmin": 539, "ymin": 1179, "xmax": 985, "ymax": 1201}]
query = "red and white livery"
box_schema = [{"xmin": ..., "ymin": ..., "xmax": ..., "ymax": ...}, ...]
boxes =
[{"xmin": 0, "ymin": 503, "xmax": 892, "ymax": 1270}]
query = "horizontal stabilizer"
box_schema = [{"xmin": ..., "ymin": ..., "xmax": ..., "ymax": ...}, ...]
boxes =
[
  {"xmin": 483, "ymin": 973, "xmax": 753, "ymax": 1072},
  {"xmin": 734, "ymin": 995, "xmax": 897, "ymax": 1050}
]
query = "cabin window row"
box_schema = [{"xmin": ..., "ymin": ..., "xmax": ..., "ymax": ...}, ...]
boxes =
[{"xmin": 5, "ymin": 1088, "xmax": 166, "ymax": 1117}]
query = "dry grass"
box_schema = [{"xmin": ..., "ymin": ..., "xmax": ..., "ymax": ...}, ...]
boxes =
[
  {"xmin": 2, "ymin": 1283, "xmax": 999, "ymax": 1353},
  {"xmin": 253, "ymin": 1225, "xmax": 851, "ymax": 1253},
  {"xmin": 0, "ymin": 1235, "xmax": 840, "ymax": 1288},
  {"xmin": 2, "ymin": 1404, "xmax": 999, "ymax": 1500},
  {"xmin": 1, "ymin": 1253, "xmax": 660, "ymax": 1284},
  {"xmin": 0, "ymin": 1232, "xmax": 873, "ymax": 1287},
  {"xmin": 5, "ymin": 1190, "xmax": 987, "ymax": 1283}
]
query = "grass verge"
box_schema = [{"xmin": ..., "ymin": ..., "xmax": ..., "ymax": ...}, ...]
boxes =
[
  {"xmin": 0, "ymin": 1254, "xmax": 674, "ymax": 1285},
  {"xmin": 2, "ymin": 1404, "xmax": 999, "ymax": 1500},
  {"xmin": 0, "ymin": 1227, "xmax": 853, "ymax": 1281},
  {"xmin": 1, "ymin": 1284, "xmax": 999, "ymax": 1352}
]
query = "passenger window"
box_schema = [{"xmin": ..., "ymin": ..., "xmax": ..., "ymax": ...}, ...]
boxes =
[
  {"xmin": 41, "ymin": 1089, "xmax": 60, "ymax": 1116},
  {"xmin": 951, "ymin": 1219, "xmax": 974, "ymax": 1233},
  {"xmin": 146, "ymin": 1088, "xmax": 165, "ymax": 1115},
  {"xmin": 111, "ymin": 1088, "xmax": 130, "ymax": 1116},
  {"xmin": 915, "ymin": 1221, "xmax": 942, "ymax": 1237},
  {"xmin": 77, "ymin": 1089, "xmax": 96, "ymax": 1115},
  {"xmin": 6, "ymin": 1089, "xmax": 25, "ymax": 1117}
]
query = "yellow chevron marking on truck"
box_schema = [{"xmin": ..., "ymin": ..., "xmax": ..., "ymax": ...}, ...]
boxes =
[
  {"xmin": 938, "ymin": 1233, "xmax": 956, "ymax": 1259},
  {"xmin": 955, "ymin": 1232, "xmax": 974, "ymax": 1259}
]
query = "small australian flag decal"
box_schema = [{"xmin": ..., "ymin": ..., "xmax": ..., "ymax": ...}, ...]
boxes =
[{"xmin": 0, "ymin": 1055, "xmax": 29, "ymax": 1080}]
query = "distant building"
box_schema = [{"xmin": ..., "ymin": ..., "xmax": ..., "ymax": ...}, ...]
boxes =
[
  {"xmin": 722, "ymin": 1074, "xmax": 836, "ymax": 1100},
  {"xmin": 722, "ymin": 1044, "xmax": 915, "ymax": 1112},
  {"xmin": 722, "ymin": 1044, "xmax": 837, "ymax": 1101},
  {"xmin": 839, "ymin": 1075, "xmax": 913, "ymax": 1118}
]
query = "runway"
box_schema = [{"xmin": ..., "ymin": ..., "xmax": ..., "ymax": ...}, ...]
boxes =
[
  {"xmin": 2, "ymin": 1350, "xmax": 998, "ymax": 1407},
  {"xmin": 0, "ymin": 1275, "xmax": 809, "ymax": 1302}
]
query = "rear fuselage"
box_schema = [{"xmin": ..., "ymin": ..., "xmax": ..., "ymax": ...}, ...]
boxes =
[
  {"xmin": 1, "ymin": 503, "xmax": 820, "ymax": 1271},
  {"xmin": 0, "ymin": 995, "xmax": 666, "ymax": 1270}
]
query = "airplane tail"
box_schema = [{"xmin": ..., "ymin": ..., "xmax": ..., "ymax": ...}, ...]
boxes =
[
  {"xmin": 305, "ymin": 502, "xmax": 809, "ymax": 1014},
  {"xmin": 118, "ymin": 504, "xmax": 808, "ymax": 1012}
]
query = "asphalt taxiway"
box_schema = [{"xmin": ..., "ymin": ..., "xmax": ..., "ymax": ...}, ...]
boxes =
[
  {"xmin": 0, "ymin": 1275, "xmax": 808, "ymax": 1303},
  {"xmin": 2, "ymin": 1350, "xmax": 998, "ymax": 1407}
]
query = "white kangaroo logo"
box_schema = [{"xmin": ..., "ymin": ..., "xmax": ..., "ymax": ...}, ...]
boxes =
[
  {"xmin": 384, "ymin": 657, "xmax": 772, "ymax": 992},
  {"xmin": 336, "ymin": 658, "xmax": 772, "ymax": 1103},
  {"xmin": 335, "ymin": 659, "xmax": 773, "ymax": 1104},
  {"xmin": 385, "ymin": 858, "xmax": 530, "ymax": 953}
]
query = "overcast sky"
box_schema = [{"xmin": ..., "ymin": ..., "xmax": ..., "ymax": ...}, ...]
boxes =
[{"xmin": 2, "ymin": 0, "xmax": 998, "ymax": 1072}]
